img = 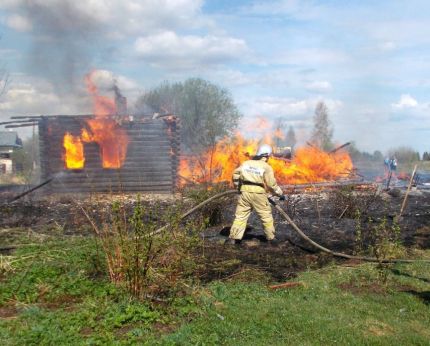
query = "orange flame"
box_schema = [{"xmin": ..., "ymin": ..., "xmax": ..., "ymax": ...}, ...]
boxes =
[
  {"xmin": 62, "ymin": 71, "xmax": 129, "ymax": 169},
  {"xmin": 63, "ymin": 132, "xmax": 84, "ymax": 169},
  {"xmin": 179, "ymin": 133, "xmax": 353, "ymax": 185}
]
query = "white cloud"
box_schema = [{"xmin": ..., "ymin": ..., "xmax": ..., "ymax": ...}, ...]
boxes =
[
  {"xmin": 244, "ymin": 96, "xmax": 342, "ymax": 121},
  {"xmin": 391, "ymin": 94, "xmax": 418, "ymax": 109},
  {"xmin": 0, "ymin": 82, "xmax": 72, "ymax": 117},
  {"xmin": 273, "ymin": 48, "xmax": 349, "ymax": 66},
  {"xmin": 388, "ymin": 94, "xmax": 430, "ymax": 125},
  {"xmin": 305, "ymin": 80, "xmax": 332, "ymax": 93},
  {"xmin": 134, "ymin": 31, "xmax": 249, "ymax": 69},
  {"xmin": 0, "ymin": 71, "xmax": 142, "ymax": 124},
  {"xmin": 1, "ymin": 0, "xmax": 207, "ymax": 37},
  {"xmin": 208, "ymin": 69, "xmax": 253, "ymax": 87},
  {"xmin": 243, "ymin": 0, "xmax": 323, "ymax": 20},
  {"xmin": 6, "ymin": 14, "xmax": 32, "ymax": 32},
  {"xmin": 253, "ymin": 97, "xmax": 309, "ymax": 117},
  {"xmin": 379, "ymin": 41, "xmax": 397, "ymax": 51}
]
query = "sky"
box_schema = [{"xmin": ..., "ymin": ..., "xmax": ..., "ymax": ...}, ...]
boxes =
[{"xmin": 0, "ymin": 0, "xmax": 429, "ymax": 154}]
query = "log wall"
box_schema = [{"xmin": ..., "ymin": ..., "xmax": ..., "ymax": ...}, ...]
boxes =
[{"xmin": 39, "ymin": 116, "xmax": 180, "ymax": 193}]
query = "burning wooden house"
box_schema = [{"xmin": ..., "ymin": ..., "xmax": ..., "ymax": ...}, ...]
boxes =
[
  {"xmin": 4, "ymin": 114, "xmax": 180, "ymax": 194},
  {"xmin": 4, "ymin": 72, "xmax": 180, "ymax": 194},
  {"xmin": 44, "ymin": 114, "xmax": 179, "ymax": 193}
]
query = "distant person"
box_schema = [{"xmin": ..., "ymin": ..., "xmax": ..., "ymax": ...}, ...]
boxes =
[
  {"xmin": 390, "ymin": 156, "xmax": 398, "ymax": 171},
  {"xmin": 384, "ymin": 156, "xmax": 397, "ymax": 172}
]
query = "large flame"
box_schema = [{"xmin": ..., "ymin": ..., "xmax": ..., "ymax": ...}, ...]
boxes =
[
  {"xmin": 179, "ymin": 133, "xmax": 353, "ymax": 185},
  {"xmin": 63, "ymin": 132, "xmax": 84, "ymax": 169},
  {"xmin": 63, "ymin": 71, "xmax": 129, "ymax": 169}
]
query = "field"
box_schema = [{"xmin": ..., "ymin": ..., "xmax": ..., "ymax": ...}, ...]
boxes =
[{"xmin": 1, "ymin": 186, "xmax": 430, "ymax": 345}]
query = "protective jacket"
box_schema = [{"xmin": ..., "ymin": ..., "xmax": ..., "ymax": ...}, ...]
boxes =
[{"xmin": 232, "ymin": 159, "xmax": 283, "ymax": 196}]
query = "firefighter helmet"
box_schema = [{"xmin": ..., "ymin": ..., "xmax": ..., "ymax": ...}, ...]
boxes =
[{"xmin": 256, "ymin": 144, "xmax": 272, "ymax": 157}]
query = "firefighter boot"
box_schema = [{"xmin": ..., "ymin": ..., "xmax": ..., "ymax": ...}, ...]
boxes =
[
  {"xmin": 267, "ymin": 238, "xmax": 280, "ymax": 247},
  {"xmin": 224, "ymin": 238, "xmax": 240, "ymax": 246}
]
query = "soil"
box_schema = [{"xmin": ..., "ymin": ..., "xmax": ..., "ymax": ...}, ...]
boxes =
[
  {"xmin": 38, "ymin": 294, "xmax": 82, "ymax": 311},
  {"xmin": 337, "ymin": 281, "xmax": 430, "ymax": 306},
  {"xmin": 1, "ymin": 185, "xmax": 429, "ymax": 282},
  {"xmin": 0, "ymin": 305, "xmax": 18, "ymax": 319},
  {"xmin": 337, "ymin": 282, "xmax": 389, "ymax": 295}
]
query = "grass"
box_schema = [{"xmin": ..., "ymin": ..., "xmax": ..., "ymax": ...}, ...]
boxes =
[
  {"xmin": 0, "ymin": 233, "xmax": 199, "ymax": 345},
  {"xmin": 166, "ymin": 260, "xmax": 430, "ymax": 345},
  {"xmin": 1, "ymin": 230, "xmax": 429, "ymax": 345}
]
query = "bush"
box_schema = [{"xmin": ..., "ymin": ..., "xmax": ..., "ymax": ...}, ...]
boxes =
[
  {"xmin": 329, "ymin": 186, "xmax": 381, "ymax": 219},
  {"xmin": 83, "ymin": 196, "xmax": 205, "ymax": 300}
]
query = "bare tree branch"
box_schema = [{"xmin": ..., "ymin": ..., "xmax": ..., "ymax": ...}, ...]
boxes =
[
  {"xmin": 0, "ymin": 35, "xmax": 10, "ymax": 98},
  {"xmin": 0, "ymin": 67, "xmax": 9, "ymax": 98}
]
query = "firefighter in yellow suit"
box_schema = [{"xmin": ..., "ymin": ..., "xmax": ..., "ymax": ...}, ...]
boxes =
[{"xmin": 226, "ymin": 144, "xmax": 285, "ymax": 245}]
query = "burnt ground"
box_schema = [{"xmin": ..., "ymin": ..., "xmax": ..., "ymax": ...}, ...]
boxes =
[{"xmin": 1, "ymin": 185, "xmax": 430, "ymax": 282}]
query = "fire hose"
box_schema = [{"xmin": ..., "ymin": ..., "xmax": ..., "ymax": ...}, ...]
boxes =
[{"xmin": 152, "ymin": 189, "xmax": 430, "ymax": 264}]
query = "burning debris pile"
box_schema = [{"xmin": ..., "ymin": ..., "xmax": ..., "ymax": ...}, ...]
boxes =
[{"xmin": 179, "ymin": 133, "xmax": 354, "ymax": 186}]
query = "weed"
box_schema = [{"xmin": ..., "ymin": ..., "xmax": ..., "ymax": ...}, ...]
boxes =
[
  {"xmin": 364, "ymin": 217, "xmax": 405, "ymax": 283},
  {"xmin": 181, "ymin": 182, "xmax": 233, "ymax": 226},
  {"xmin": 354, "ymin": 209, "xmax": 363, "ymax": 255},
  {"xmin": 84, "ymin": 196, "xmax": 205, "ymax": 300},
  {"xmin": 330, "ymin": 185, "xmax": 381, "ymax": 219}
]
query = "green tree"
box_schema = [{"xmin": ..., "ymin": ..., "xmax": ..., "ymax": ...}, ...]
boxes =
[
  {"xmin": 346, "ymin": 142, "xmax": 361, "ymax": 161},
  {"xmin": 310, "ymin": 101, "xmax": 333, "ymax": 151},
  {"xmin": 136, "ymin": 78, "xmax": 241, "ymax": 153},
  {"xmin": 285, "ymin": 125, "xmax": 297, "ymax": 149},
  {"xmin": 373, "ymin": 150, "xmax": 383, "ymax": 162},
  {"xmin": 135, "ymin": 80, "xmax": 182, "ymax": 115},
  {"xmin": 11, "ymin": 134, "xmax": 40, "ymax": 183},
  {"xmin": 387, "ymin": 146, "xmax": 420, "ymax": 164}
]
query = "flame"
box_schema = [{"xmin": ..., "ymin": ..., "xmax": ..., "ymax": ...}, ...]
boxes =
[
  {"xmin": 82, "ymin": 117, "xmax": 129, "ymax": 169},
  {"xmin": 62, "ymin": 71, "xmax": 129, "ymax": 169},
  {"xmin": 63, "ymin": 132, "xmax": 84, "ymax": 169},
  {"xmin": 270, "ymin": 146, "xmax": 353, "ymax": 184},
  {"xmin": 179, "ymin": 133, "xmax": 353, "ymax": 185}
]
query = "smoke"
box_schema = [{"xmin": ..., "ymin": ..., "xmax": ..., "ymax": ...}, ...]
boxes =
[{"xmin": 20, "ymin": 1, "xmax": 104, "ymax": 94}]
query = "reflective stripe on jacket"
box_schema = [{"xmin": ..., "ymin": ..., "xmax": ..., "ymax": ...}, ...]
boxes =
[{"xmin": 232, "ymin": 159, "xmax": 283, "ymax": 195}]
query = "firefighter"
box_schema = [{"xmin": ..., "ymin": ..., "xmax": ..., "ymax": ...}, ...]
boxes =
[{"xmin": 226, "ymin": 144, "xmax": 285, "ymax": 246}]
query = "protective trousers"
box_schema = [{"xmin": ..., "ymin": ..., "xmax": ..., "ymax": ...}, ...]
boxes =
[{"xmin": 230, "ymin": 191, "xmax": 275, "ymax": 241}]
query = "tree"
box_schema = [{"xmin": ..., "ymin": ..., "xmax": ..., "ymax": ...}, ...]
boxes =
[
  {"xmin": 135, "ymin": 81, "xmax": 182, "ymax": 115},
  {"xmin": 310, "ymin": 101, "xmax": 333, "ymax": 151},
  {"xmin": 373, "ymin": 150, "xmax": 383, "ymax": 162},
  {"xmin": 346, "ymin": 141, "xmax": 361, "ymax": 161},
  {"xmin": 387, "ymin": 146, "xmax": 420, "ymax": 163},
  {"xmin": 423, "ymin": 152, "xmax": 430, "ymax": 161},
  {"xmin": 0, "ymin": 67, "xmax": 7, "ymax": 98},
  {"xmin": 11, "ymin": 134, "xmax": 40, "ymax": 183},
  {"xmin": 273, "ymin": 117, "xmax": 285, "ymax": 147},
  {"xmin": 0, "ymin": 38, "xmax": 9, "ymax": 98},
  {"xmin": 135, "ymin": 78, "xmax": 242, "ymax": 153},
  {"xmin": 285, "ymin": 126, "xmax": 297, "ymax": 149}
]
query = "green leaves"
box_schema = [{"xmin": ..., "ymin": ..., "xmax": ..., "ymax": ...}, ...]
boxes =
[{"xmin": 136, "ymin": 78, "xmax": 242, "ymax": 153}]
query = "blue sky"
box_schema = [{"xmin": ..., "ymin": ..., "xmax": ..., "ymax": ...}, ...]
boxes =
[{"xmin": 0, "ymin": 0, "xmax": 429, "ymax": 154}]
